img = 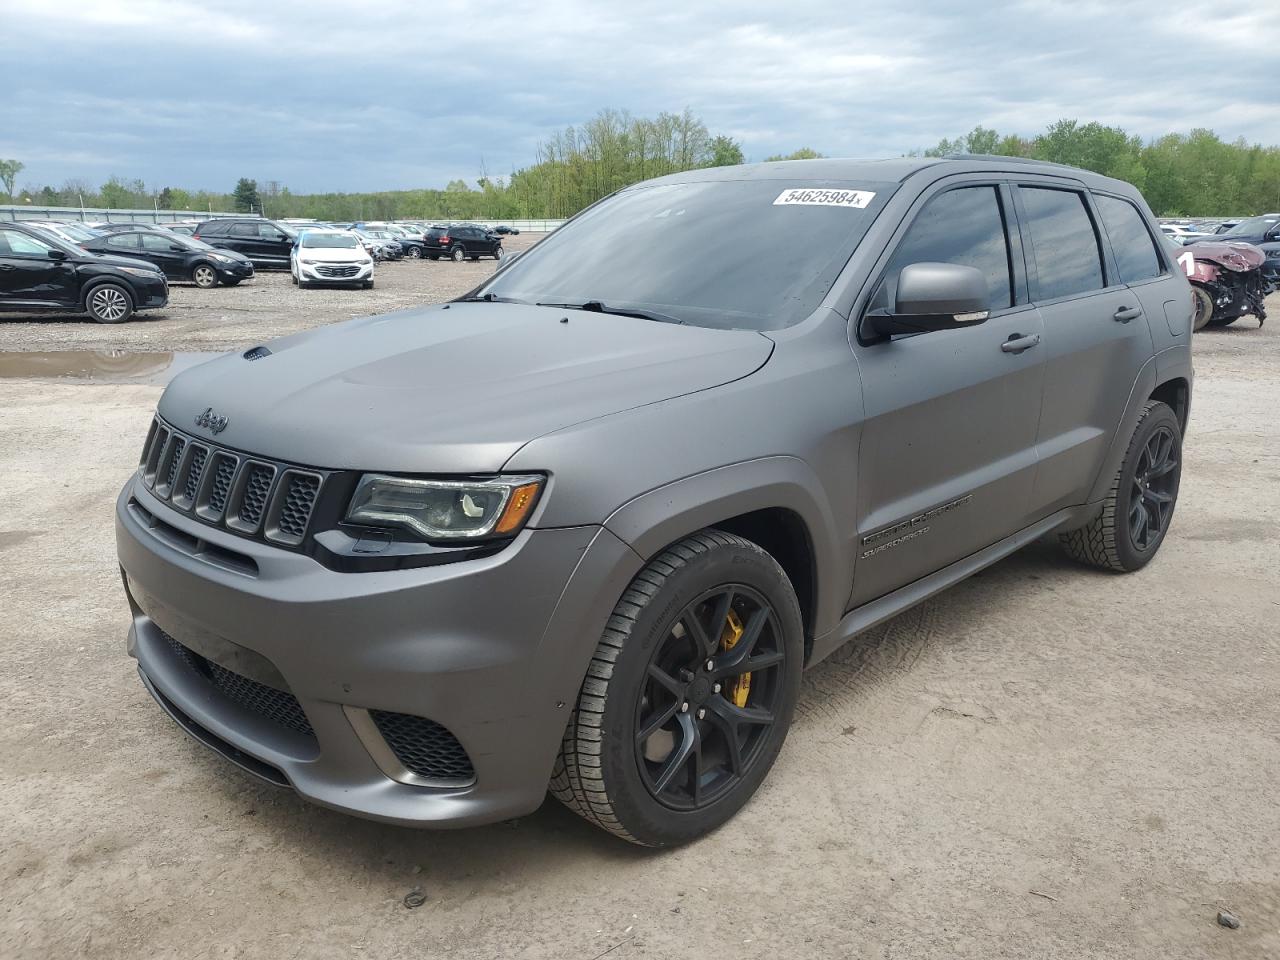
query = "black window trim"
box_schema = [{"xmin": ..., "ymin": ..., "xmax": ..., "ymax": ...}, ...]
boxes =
[
  {"xmin": 854, "ymin": 175, "xmax": 1029, "ymax": 346},
  {"xmin": 1090, "ymin": 189, "xmax": 1172, "ymax": 286},
  {"xmin": 1010, "ymin": 181, "xmax": 1118, "ymax": 306}
]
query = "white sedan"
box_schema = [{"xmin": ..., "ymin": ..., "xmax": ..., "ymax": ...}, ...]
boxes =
[{"xmin": 290, "ymin": 230, "xmax": 375, "ymax": 289}]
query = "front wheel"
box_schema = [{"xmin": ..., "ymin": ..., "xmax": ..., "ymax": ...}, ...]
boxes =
[
  {"xmin": 405, "ymin": 246, "xmax": 422, "ymax": 259},
  {"xmin": 551, "ymin": 530, "xmax": 803, "ymax": 846},
  {"xmin": 192, "ymin": 263, "xmax": 219, "ymax": 288},
  {"xmin": 86, "ymin": 283, "xmax": 134, "ymax": 324},
  {"xmin": 493, "ymin": 247, "xmax": 504, "ymax": 261},
  {"xmin": 1059, "ymin": 400, "xmax": 1182, "ymax": 572}
]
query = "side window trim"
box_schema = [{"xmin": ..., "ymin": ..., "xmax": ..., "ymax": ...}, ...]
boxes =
[{"xmin": 1012, "ymin": 182, "xmax": 1111, "ymax": 304}]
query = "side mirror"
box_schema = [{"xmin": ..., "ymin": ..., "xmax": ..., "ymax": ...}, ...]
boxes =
[
  {"xmin": 866, "ymin": 262, "xmax": 991, "ymax": 337},
  {"xmin": 47, "ymin": 249, "xmax": 67, "ymax": 261}
]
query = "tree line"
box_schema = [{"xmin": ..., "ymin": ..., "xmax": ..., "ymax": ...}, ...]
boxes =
[{"xmin": 5, "ymin": 112, "xmax": 1280, "ymax": 220}]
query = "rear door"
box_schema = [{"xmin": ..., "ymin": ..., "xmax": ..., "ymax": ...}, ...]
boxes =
[
  {"xmin": 227, "ymin": 222, "xmax": 260, "ymax": 259},
  {"xmin": 1014, "ymin": 182, "xmax": 1156, "ymax": 516},
  {"xmin": 851, "ymin": 181, "xmax": 1047, "ymax": 605}
]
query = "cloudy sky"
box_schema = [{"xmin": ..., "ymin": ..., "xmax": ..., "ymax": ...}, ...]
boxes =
[{"xmin": 2, "ymin": 0, "xmax": 1277, "ymax": 194}]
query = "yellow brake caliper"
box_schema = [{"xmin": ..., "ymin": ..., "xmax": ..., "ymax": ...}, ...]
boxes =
[{"xmin": 719, "ymin": 608, "xmax": 750, "ymax": 707}]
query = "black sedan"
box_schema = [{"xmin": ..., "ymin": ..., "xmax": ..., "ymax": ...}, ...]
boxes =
[
  {"xmin": 82, "ymin": 229, "xmax": 254, "ymax": 287},
  {"xmin": 491, "ymin": 225, "xmax": 520, "ymax": 235}
]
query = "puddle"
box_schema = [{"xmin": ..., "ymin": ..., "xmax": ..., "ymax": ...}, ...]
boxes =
[{"xmin": 0, "ymin": 350, "xmax": 218, "ymax": 385}]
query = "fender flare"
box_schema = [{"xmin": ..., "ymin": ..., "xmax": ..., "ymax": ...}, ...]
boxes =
[
  {"xmin": 602, "ymin": 456, "xmax": 847, "ymax": 638},
  {"xmin": 1085, "ymin": 356, "xmax": 1159, "ymax": 504}
]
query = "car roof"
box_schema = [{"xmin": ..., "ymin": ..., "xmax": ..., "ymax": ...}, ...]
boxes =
[{"xmin": 644, "ymin": 155, "xmax": 1138, "ymax": 193}]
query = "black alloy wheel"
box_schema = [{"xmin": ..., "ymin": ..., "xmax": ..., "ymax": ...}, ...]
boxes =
[
  {"xmin": 635, "ymin": 584, "xmax": 786, "ymax": 811},
  {"xmin": 1128, "ymin": 424, "xmax": 1179, "ymax": 552}
]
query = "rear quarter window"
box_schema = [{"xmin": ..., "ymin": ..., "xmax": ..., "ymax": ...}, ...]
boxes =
[
  {"xmin": 1095, "ymin": 195, "xmax": 1163, "ymax": 284},
  {"xmin": 1019, "ymin": 187, "xmax": 1106, "ymax": 300}
]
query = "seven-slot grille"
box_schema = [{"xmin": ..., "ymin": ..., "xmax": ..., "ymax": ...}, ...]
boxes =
[{"xmin": 139, "ymin": 417, "xmax": 325, "ymax": 548}]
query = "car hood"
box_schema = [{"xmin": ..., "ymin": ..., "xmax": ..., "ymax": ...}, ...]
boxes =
[
  {"xmin": 158, "ymin": 303, "xmax": 774, "ymax": 472},
  {"xmin": 1184, "ymin": 240, "xmax": 1266, "ymax": 271}
]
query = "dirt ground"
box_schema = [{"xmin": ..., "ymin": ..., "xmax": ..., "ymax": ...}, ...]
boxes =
[{"xmin": 1, "ymin": 275, "xmax": 1277, "ymax": 959}]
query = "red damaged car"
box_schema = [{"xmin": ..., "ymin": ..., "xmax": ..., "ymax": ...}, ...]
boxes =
[{"xmin": 1172, "ymin": 239, "xmax": 1270, "ymax": 331}]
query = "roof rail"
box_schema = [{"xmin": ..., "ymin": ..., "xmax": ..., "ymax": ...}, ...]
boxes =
[{"xmin": 943, "ymin": 153, "xmax": 1090, "ymax": 173}]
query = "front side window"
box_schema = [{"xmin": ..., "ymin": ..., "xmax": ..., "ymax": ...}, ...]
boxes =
[
  {"xmin": 0, "ymin": 229, "xmax": 54, "ymax": 256},
  {"xmin": 1221, "ymin": 216, "xmax": 1278, "ymax": 240},
  {"xmin": 1019, "ymin": 187, "xmax": 1105, "ymax": 300},
  {"xmin": 875, "ymin": 185, "xmax": 1013, "ymax": 311},
  {"xmin": 141, "ymin": 233, "xmax": 182, "ymax": 252},
  {"xmin": 1095, "ymin": 195, "xmax": 1163, "ymax": 284}
]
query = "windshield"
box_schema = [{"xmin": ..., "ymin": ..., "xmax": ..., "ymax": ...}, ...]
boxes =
[
  {"xmin": 302, "ymin": 233, "xmax": 360, "ymax": 249},
  {"xmin": 477, "ymin": 179, "xmax": 895, "ymax": 330},
  {"xmin": 1222, "ymin": 216, "xmax": 1278, "ymax": 239}
]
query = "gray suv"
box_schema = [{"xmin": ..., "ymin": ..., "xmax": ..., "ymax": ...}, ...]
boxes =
[{"xmin": 116, "ymin": 157, "xmax": 1193, "ymax": 846}]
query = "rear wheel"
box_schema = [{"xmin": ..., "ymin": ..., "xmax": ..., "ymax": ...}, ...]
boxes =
[
  {"xmin": 551, "ymin": 530, "xmax": 803, "ymax": 846},
  {"xmin": 86, "ymin": 283, "xmax": 134, "ymax": 324},
  {"xmin": 1191, "ymin": 286, "xmax": 1214, "ymax": 331},
  {"xmin": 1059, "ymin": 401, "xmax": 1182, "ymax": 572},
  {"xmin": 192, "ymin": 263, "xmax": 219, "ymax": 288},
  {"xmin": 451, "ymin": 246, "xmax": 465, "ymax": 262}
]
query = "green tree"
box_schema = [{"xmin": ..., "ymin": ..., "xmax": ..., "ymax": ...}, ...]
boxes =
[
  {"xmin": 0, "ymin": 159, "xmax": 23, "ymax": 200},
  {"xmin": 764, "ymin": 147, "xmax": 825, "ymax": 162},
  {"xmin": 99, "ymin": 176, "xmax": 132, "ymax": 209},
  {"xmin": 704, "ymin": 135, "xmax": 745, "ymax": 168},
  {"xmin": 233, "ymin": 177, "xmax": 260, "ymax": 213}
]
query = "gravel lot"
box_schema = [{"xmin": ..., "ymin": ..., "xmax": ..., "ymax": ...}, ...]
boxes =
[
  {"xmin": 0, "ymin": 231, "xmax": 543, "ymax": 353},
  {"xmin": 1, "ymin": 277, "xmax": 1277, "ymax": 959}
]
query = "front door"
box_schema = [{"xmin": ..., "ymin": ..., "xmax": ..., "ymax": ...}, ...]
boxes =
[
  {"xmin": 851, "ymin": 183, "xmax": 1046, "ymax": 606},
  {"xmin": 139, "ymin": 232, "xmax": 188, "ymax": 278},
  {"xmin": 0, "ymin": 228, "xmax": 78, "ymax": 307}
]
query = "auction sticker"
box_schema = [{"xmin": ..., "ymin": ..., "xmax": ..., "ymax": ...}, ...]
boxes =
[{"xmin": 773, "ymin": 188, "xmax": 875, "ymax": 209}]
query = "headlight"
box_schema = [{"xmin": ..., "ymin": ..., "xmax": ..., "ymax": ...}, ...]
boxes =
[
  {"xmin": 210, "ymin": 253, "xmax": 235, "ymax": 264},
  {"xmin": 346, "ymin": 474, "xmax": 543, "ymax": 540},
  {"xmin": 300, "ymin": 258, "xmax": 318, "ymax": 265},
  {"xmin": 120, "ymin": 266, "xmax": 161, "ymax": 278}
]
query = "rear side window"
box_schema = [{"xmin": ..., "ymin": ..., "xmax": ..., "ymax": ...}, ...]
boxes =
[
  {"xmin": 107, "ymin": 233, "xmax": 141, "ymax": 250},
  {"xmin": 229, "ymin": 223, "xmax": 257, "ymax": 237},
  {"xmin": 199, "ymin": 221, "xmax": 227, "ymax": 236},
  {"xmin": 879, "ymin": 185, "xmax": 1013, "ymax": 310},
  {"xmin": 1095, "ymin": 195, "xmax": 1163, "ymax": 284},
  {"xmin": 1019, "ymin": 187, "xmax": 1105, "ymax": 300}
]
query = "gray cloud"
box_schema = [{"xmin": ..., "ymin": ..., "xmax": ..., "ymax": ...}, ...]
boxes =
[{"xmin": 1, "ymin": 0, "xmax": 1276, "ymax": 193}]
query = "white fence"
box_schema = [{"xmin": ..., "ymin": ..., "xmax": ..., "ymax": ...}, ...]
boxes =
[{"xmin": 0, "ymin": 204, "xmax": 243, "ymax": 223}]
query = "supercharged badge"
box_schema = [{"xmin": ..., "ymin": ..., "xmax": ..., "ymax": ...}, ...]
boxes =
[{"xmin": 859, "ymin": 494, "xmax": 973, "ymax": 559}]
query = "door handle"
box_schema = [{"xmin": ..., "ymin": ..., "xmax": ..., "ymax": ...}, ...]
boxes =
[
  {"xmin": 0, "ymin": 264, "xmax": 14, "ymax": 271},
  {"xmin": 1114, "ymin": 306, "xmax": 1143, "ymax": 323},
  {"xmin": 1001, "ymin": 333, "xmax": 1041, "ymax": 354}
]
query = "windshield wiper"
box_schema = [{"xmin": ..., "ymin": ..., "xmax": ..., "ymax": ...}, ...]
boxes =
[
  {"xmin": 455, "ymin": 293, "xmax": 527, "ymax": 304},
  {"xmin": 535, "ymin": 300, "xmax": 685, "ymax": 325}
]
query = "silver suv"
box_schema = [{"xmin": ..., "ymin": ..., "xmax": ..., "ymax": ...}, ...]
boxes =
[{"xmin": 116, "ymin": 157, "xmax": 1192, "ymax": 846}]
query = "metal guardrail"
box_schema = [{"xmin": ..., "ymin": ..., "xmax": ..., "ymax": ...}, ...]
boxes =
[{"xmin": 0, "ymin": 204, "xmax": 244, "ymax": 223}]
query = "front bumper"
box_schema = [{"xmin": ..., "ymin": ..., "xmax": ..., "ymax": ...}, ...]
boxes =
[
  {"xmin": 298, "ymin": 261, "xmax": 373, "ymax": 283},
  {"xmin": 116, "ymin": 476, "xmax": 642, "ymax": 827},
  {"xmin": 217, "ymin": 261, "xmax": 254, "ymax": 281},
  {"xmin": 134, "ymin": 275, "xmax": 169, "ymax": 309}
]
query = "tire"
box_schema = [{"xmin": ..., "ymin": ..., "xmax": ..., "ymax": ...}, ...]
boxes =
[
  {"xmin": 291, "ymin": 271, "xmax": 298, "ymax": 286},
  {"xmin": 192, "ymin": 263, "xmax": 219, "ymax": 288},
  {"xmin": 494, "ymin": 246, "xmax": 504, "ymax": 261},
  {"xmin": 451, "ymin": 246, "xmax": 465, "ymax": 262},
  {"xmin": 1191, "ymin": 286, "xmax": 1214, "ymax": 331},
  {"xmin": 550, "ymin": 530, "xmax": 803, "ymax": 847},
  {"xmin": 1059, "ymin": 400, "xmax": 1182, "ymax": 572},
  {"xmin": 405, "ymin": 246, "xmax": 422, "ymax": 259},
  {"xmin": 362, "ymin": 280, "xmax": 374, "ymax": 289},
  {"xmin": 85, "ymin": 283, "xmax": 134, "ymax": 324},
  {"xmin": 222, "ymin": 278, "xmax": 242, "ymax": 287}
]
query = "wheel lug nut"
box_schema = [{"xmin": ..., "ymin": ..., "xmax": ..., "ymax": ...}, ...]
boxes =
[
  {"xmin": 705, "ymin": 659, "xmax": 715, "ymax": 671},
  {"xmin": 697, "ymin": 708, "xmax": 706, "ymax": 720},
  {"xmin": 713, "ymin": 683, "xmax": 721, "ymax": 694},
  {"xmin": 680, "ymin": 702, "xmax": 689, "ymax": 713}
]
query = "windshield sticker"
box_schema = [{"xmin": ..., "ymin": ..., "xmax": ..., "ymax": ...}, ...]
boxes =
[{"xmin": 773, "ymin": 188, "xmax": 876, "ymax": 209}]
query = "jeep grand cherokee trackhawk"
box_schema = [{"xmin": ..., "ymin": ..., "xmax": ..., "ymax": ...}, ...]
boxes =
[{"xmin": 116, "ymin": 157, "xmax": 1192, "ymax": 846}]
